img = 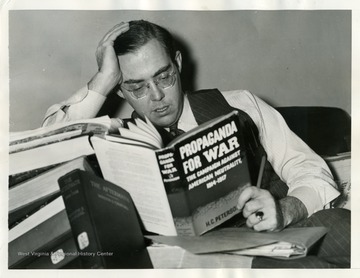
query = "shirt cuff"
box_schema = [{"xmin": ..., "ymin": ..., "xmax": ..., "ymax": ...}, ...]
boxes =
[
  {"xmin": 87, "ymin": 89, "xmax": 107, "ymax": 102},
  {"xmin": 288, "ymin": 186, "xmax": 340, "ymax": 216}
]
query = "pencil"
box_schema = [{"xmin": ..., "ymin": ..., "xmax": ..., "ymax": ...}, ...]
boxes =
[{"xmin": 256, "ymin": 154, "xmax": 267, "ymax": 188}]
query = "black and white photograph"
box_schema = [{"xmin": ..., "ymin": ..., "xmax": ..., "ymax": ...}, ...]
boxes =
[{"xmin": 1, "ymin": 1, "xmax": 359, "ymax": 277}]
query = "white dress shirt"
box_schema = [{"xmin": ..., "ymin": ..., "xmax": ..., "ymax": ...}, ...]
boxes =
[{"xmin": 43, "ymin": 87, "xmax": 340, "ymax": 216}]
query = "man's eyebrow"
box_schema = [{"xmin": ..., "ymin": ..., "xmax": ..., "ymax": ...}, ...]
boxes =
[{"xmin": 123, "ymin": 64, "xmax": 172, "ymax": 84}]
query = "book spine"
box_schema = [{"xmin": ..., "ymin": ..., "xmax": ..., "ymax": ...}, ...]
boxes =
[{"xmin": 59, "ymin": 170, "xmax": 105, "ymax": 269}]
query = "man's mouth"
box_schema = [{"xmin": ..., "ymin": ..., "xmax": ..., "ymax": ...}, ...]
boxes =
[{"xmin": 154, "ymin": 106, "xmax": 169, "ymax": 113}]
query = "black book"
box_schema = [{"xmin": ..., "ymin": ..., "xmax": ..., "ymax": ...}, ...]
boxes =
[{"xmin": 58, "ymin": 169, "xmax": 153, "ymax": 269}]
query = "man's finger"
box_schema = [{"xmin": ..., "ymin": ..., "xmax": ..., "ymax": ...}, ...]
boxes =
[
  {"xmin": 236, "ymin": 186, "xmax": 261, "ymax": 210},
  {"xmin": 246, "ymin": 211, "xmax": 264, "ymax": 227},
  {"xmin": 242, "ymin": 199, "xmax": 262, "ymax": 218},
  {"xmin": 101, "ymin": 22, "xmax": 130, "ymax": 44}
]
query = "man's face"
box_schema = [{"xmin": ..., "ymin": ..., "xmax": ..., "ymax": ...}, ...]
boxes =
[{"xmin": 118, "ymin": 39, "xmax": 184, "ymax": 128}]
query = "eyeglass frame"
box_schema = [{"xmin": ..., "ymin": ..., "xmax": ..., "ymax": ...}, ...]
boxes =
[{"xmin": 120, "ymin": 65, "xmax": 178, "ymax": 100}]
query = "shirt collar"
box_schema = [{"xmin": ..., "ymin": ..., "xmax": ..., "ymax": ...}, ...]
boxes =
[{"xmin": 177, "ymin": 94, "xmax": 198, "ymax": 132}]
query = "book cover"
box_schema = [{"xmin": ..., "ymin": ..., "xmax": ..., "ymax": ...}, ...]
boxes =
[
  {"xmin": 9, "ymin": 156, "xmax": 93, "ymax": 224},
  {"xmin": 91, "ymin": 111, "xmax": 263, "ymax": 236},
  {"xmin": 58, "ymin": 169, "xmax": 153, "ymax": 269},
  {"xmin": 9, "ymin": 135, "xmax": 96, "ymax": 176},
  {"xmin": 9, "ymin": 163, "xmax": 61, "ymax": 188},
  {"xmin": 8, "ymin": 196, "xmax": 70, "ymax": 268},
  {"xmin": 9, "ymin": 156, "xmax": 94, "ymax": 227},
  {"xmin": 8, "ymin": 116, "xmax": 115, "ymax": 176},
  {"xmin": 11, "ymin": 231, "xmax": 79, "ymax": 269}
]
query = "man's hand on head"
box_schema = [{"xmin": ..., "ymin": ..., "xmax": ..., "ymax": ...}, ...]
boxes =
[{"xmin": 88, "ymin": 22, "xmax": 130, "ymax": 96}]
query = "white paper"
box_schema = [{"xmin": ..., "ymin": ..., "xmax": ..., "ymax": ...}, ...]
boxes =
[{"xmin": 91, "ymin": 136, "xmax": 177, "ymax": 236}]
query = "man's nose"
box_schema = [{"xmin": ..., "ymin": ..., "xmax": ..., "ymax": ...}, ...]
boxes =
[{"xmin": 148, "ymin": 81, "xmax": 165, "ymax": 101}]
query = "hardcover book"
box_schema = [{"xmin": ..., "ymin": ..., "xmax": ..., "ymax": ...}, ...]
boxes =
[
  {"xmin": 9, "ymin": 116, "xmax": 114, "ymax": 176},
  {"xmin": 58, "ymin": 169, "xmax": 152, "ymax": 269},
  {"xmin": 10, "ymin": 231, "xmax": 79, "ymax": 269},
  {"xmin": 9, "ymin": 156, "xmax": 94, "ymax": 227},
  {"xmin": 8, "ymin": 196, "xmax": 70, "ymax": 268},
  {"xmin": 91, "ymin": 111, "xmax": 265, "ymax": 236},
  {"xmin": 9, "ymin": 115, "xmax": 112, "ymax": 153}
]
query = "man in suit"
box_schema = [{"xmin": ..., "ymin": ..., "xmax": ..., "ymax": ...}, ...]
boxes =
[{"xmin": 43, "ymin": 20, "xmax": 349, "ymax": 267}]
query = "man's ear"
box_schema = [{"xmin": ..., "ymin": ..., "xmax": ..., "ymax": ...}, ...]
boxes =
[{"xmin": 174, "ymin": 51, "xmax": 182, "ymax": 73}]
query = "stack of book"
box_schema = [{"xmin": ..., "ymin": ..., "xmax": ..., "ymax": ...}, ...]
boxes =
[{"xmin": 8, "ymin": 116, "xmax": 112, "ymax": 268}]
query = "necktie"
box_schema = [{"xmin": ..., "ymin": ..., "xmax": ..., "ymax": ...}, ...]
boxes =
[{"xmin": 169, "ymin": 124, "xmax": 185, "ymax": 138}]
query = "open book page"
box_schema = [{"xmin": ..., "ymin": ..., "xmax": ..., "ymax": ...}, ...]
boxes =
[
  {"xmin": 10, "ymin": 115, "xmax": 112, "ymax": 144},
  {"xmin": 118, "ymin": 127, "xmax": 162, "ymax": 149},
  {"xmin": 103, "ymin": 134, "xmax": 157, "ymax": 149},
  {"xmin": 90, "ymin": 136, "xmax": 177, "ymax": 236},
  {"xmin": 117, "ymin": 116, "xmax": 163, "ymax": 149},
  {"xmin": 128, "ymin": 121, "xmax": 163, "ymax": 147},
  {"xmin": 135, "ymin": 117, "xmax": 163, "ymax": 143}
]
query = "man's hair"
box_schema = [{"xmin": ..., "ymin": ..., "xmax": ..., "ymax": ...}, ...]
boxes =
[{"xmin": 114, "ymin": 20, "xmax": 176, "ymax": 61}]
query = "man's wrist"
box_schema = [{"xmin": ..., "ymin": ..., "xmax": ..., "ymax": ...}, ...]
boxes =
[{"xmin": 279, "ymin": 196, "xmax": 308, "ymax": 228}]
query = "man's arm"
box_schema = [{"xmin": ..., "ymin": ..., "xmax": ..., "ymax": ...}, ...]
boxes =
[
  {"xmin": 224, "ymin": 90, "xmax": 340, "ymax": 231},
  {"xmin": 87, "ymin": 22, "xmax": 130, "ymax": 96},
  {"xmin": 42, "ymin": 23, "xmax": 130, "ymax": 127},
  {"xmin": 42, "ymin": 87, "xmax": 107, "ymax": 126}
]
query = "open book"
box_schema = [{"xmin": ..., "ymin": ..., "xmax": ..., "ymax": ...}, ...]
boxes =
[
  {"xmin": 9, "ymin": 116, "xmax": 114, "ymax": 153},
  {"xmin": 9, "ymin": 116, "xmax": 117, "ymax": 176},
  {"xmin": 91, "ymin": 111, "xmax": 264, "ymax": 236}
]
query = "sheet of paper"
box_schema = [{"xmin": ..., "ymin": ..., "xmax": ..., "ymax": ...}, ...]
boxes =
[
  {"xmin": 146, "ymin": 233, "xmax": 277, "ymax": 254},
  {"xmin": 146, "ymin": 227, "xmax": 328, "ymax": 255}
]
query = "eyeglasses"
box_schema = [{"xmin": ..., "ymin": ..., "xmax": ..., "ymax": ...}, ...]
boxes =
[{"xmin": 121, "ymin": 68, "xmax": 177, "ymax": 99}]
